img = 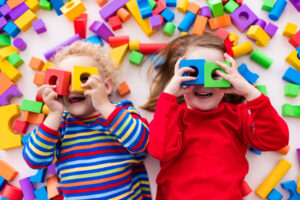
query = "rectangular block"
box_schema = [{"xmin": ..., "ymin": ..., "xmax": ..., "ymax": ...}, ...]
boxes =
[
  {"xmin": 0, "ymin": 59, "xmax": 22, "ymax": 82},
  {"xmin": 21, "ymin": 99, "xmax": 43, "ymax": 113},
  {"xmin": 0, "ymin": 160, "xmax": 18, "ymax": 181},
  {"xmin": 14, "ymin": 9, "xmax": 37, "ymax": 32},
  {"xmin": 99, "ymin": 0, "xmax": 129, "ymax": 21},
  {"xmin": 22, "ymin": 111, "xmax": 46, "ymax": 124},
  {"xmin": 60, "ymin": 0, "xmax": 86, "ymax": 21},
  {"xmin": 192, "ymin": 15, "xmax": 208, "ymax": 36}
]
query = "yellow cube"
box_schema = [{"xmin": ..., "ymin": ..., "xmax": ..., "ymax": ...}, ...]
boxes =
[
  {"xmin": 177, "ymin": 0, "xmax": 190, "ymax": 13},
  {"xmin": 283, "ymin": 23, "xmax": 297, "ymax": 38},
  {"xmin": 228, "ymin": 33, "xmax": 239, "ymax": 46},
  {"xmin": 0, "ymin": 60, "xmax": 22, "ymax": 82},
  {"xmin": 286, "ymin": 50, "xmax": 300, "ymax": 71},
  {"xmin": 71, "ymin": 66, "xmax": 98, "ymax": 93},
  {"xmin": 14, "ymin": 10, "xmax": 37, "ymax": 32},
  {"xmin": 25, "ymin": 0, "xmax": 40, "ymax": 12},
  {"xmin": 42, "ymin": 61, "xmax": 54, "ymax": 72},
  {"xmin": 0, "ymin": 46, "xmax": 18, "ymax": 59},
  {"xmin": 129, "ymin": 40, "xmax": 140, "ymax": 51},
  {"xmin": 60, "ymin": 0, "xmax": 86, "ymax": 21},
  {"xmin": 247, "ymin": 25, "xmax": 270, "ymax": 47}
]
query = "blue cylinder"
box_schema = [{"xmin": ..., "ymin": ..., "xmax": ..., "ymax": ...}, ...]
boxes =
[
  {"xmin": 269, "ymin": 0, "xmax": 287, "ymax": 21},
  {"xmin": 178, "ymin": 11, "xmax": 196, "ymax": 32}
]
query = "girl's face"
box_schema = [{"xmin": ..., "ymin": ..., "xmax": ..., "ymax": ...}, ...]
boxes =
[{"xmin": 183, "ymin": 47, "xmax": 225, "ymax": 111}]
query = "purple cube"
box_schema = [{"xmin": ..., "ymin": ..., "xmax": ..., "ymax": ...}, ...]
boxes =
[
  {"xmin": 89, "ymin": 20, "xmax": 114, "ymax": 42},
  {"xmin": 264, "ymin": 22, "xmax": 278, "ymax": 38},
  {"xmin": 0, "ymin": 4, "xmax": 11, "ymax": 16},
  {"xmin": 149, "ymin": 15, "xmax": 163, "ymax": 30},
  {"xmin": 254, "ymin": 19, "xmax": 266, "ymax": 29},
  {"xmin": 230, "ymin": 4, "xmax": 258, "ymax": 32},
  {"xmin": 0, "ymin": 16, "xmax": 7, "ymax": 29},
  {"xmin": 8, "ymin": 2, "xmax": 29, "ymax": 20},
  {"xmin": 290, "ymin": 0, "xmax": 300, "ymax": 12},
  {"xmin": 13, "ymin": 37, "xmax": 27, "ymax": 51},
  {"xmin": 32, "ymin": 19, "xmax": 47, "ymax": 34},
  {"xmin": 200, "ymin": 6, "xmax": 211, "ymax": 18}
]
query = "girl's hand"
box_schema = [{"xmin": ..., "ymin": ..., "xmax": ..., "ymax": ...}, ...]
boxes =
[
  {"xmin": 164, "ymin": 57, "xmax": 197, "ymax": 97},
  {"xmin": 216, "ymin": 53, "xmax": 261, "ymax": 101},
  {"xmin": 37, "ymin": 85, "xmax": 64, "ymax": 115}
]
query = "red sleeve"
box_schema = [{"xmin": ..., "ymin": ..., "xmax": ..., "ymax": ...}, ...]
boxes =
[
  {"xmin": 148, "ymin": 92, "xmax": 183, "ymax": 162},
  {"xmin": 240, "ymin": 94, "xmax": 289, "ymax": 151}
]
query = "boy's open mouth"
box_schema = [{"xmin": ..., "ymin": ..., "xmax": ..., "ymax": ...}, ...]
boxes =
[
  {"xmin": 194, "ymin": 92, "xmax": 213, "ymax": 97},
  {"xmin": 68, "ymin": 94, "xmax": 85, "ymax": 103}
]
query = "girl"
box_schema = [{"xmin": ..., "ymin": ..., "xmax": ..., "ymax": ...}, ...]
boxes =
[{"xmin": 142, "ymin": 33, "xmax": 289, "ymax": 199}]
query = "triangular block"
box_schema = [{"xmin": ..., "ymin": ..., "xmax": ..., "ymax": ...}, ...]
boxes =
[{"xmin": 109, "ymin": 44, "xmax": 128, "ymax": 69}]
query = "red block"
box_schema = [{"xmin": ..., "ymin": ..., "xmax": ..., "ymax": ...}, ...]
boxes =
[
  {"xmin": 109, "ymin": 36, "xmax": 129, "ymax": 48},
  {"xmin": 152, "ymin": 0, "xmax": 166, "ymax": 15},
  {"xmin": 140, "ymin": 43, "xmax": 167, "ymax": 54},
  {"xmin": 289, "ymin": 30, "xmax": 300, "ymax": 48},
  {"xmin": 44, "ymin": 68, "xmax": 71, "ymax": 96},
  {"xmin": 235, "ymin": 0, "xmax": 243, "ymax": 6},
  {"xmin": 108, "ymin": 15, "xmax": 122, "ymax": 31},
  {"xmin": 1, "ymin": 184, "xmax": 23, "ymax": 200},
  {"xmin": 215, "ymin": 28, "xmax": 229, "ymax": 40},
  {"xmin": 241, "ymin": 181, "xmax": 252, "ymax": 197},
  {"xmin": 36, "ymin": 93, "xmax": 44, "ymax": 103},
  {"xmin": 52, "ymin": 194, "xmax": 64, "ymax": 200},
  {"xmin": 12, "ymin": 120, "xmax": 29, "ymax": 134},
  {"xmin": 74, "ymin": 13, "xmax": 87, "ymax": 39}
]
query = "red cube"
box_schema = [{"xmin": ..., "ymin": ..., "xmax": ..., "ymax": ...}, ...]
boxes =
[
  {"xmin": 12, "ymin": 120, "xmax": 29, "ymax": 134},
  {"xmin": 108, "ymin": 15, "xmax": 122, "ymax": 31}
]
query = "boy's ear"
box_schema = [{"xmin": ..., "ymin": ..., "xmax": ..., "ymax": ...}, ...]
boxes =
[{"xmin": 104, "ymin": 77, "xmax": 113, "ymax": 95}]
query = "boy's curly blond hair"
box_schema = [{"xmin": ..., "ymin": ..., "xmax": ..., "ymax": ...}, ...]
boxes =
[{"xmin": 51, "ymin": 41, "xmax": 117, "ymax": 86}]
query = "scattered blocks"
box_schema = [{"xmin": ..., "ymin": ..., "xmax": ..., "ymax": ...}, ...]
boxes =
[
  {"xmin": 7, "ymin": 52, "xmax": 24, "ymax": 68},
  {"xmin": 74, "ymin": 13, "xmax": 87, "ymax": 38},
  {"xmin": 0, "ymin": 34, "xmax": 11, "ymax": 47},
  {"xmin": 13, "ymin": 37, "xmax": 27, "ymax": 51},
  {"xmin": 231, "ymin": 4, "xmax": 258, "ymax": 32},
  {"xmin": 149, "ymin": 15, "xmax": 163, "ymax": 30},
  {"xmin": 100, "ymin": 0, "xmax": 129, "ymax": 21},
  {"xmin": 19, "ymin": 177, "xmax": 35, "ymax": 200},
  {"xmin": 44, "ymin": 68, "xmax": 72, "ymax": 96},
  {"xmin": 34, "ymin": 186, "xmax": 49, "ymax": 200},
  {"xmin": 33, "ymin": 72, "xmax": 45, "ymax": 86},
  {"xmin": 129, "ymin": 50, "xmax": 144, "ymax": 66},
  {"xmin": 60, "ymin": 0, "xmax": 86, "ymax": 21},
  {"xmin": 108, "ymin": 15, "xmax": 122, "ymax": 31},
  {"xmin": 250, "ymin": 49, "xmax": 273, "ymax": 69},
  {"xmin": 232, "ymin": 41, "xmax": 253, "ymax": 58},
  {"xmin": 285, "ymin": 50, "xmax": 300, "ymax": 71},
  {"xmin": 267, "ymin": 188, "xmax": 283, "ymax": 200},
  {"xmin": 224, "ymin": 0, "xmax": 239, "ymax": 13},
  {"xmin": 29, "ymin": 57, "xmax": 44, "ymax": 71},
  {"xmin": 256, "ymin": 85, "xmax": 268, "ymax": 96},
  {"xmin": 163, "ymin": 22, "xmax": 176, "ymax": 36},
  {"xmin": 71, "ymin": 66, "xmax": 99, "ymax": 93},
  {"xmin": 204, "ymin": 62, "xmax": 231, "ymax": 88},
  {"xmin": 21, "ymin": 99, "xmax": 43, "ymax": 113},
  {"xmin": 1, "ymin": 184, "xmax": 23, "ymax": 200},
  {"xmin": 117, "ymin": 7, "xmax": 131, "ymax": 22},
  {"xmin": 118, "ymin": 81, "xmax": 131, "ymax": 96},
  {"xmin": 14, "ymin": 9, "xmax": 37, "ymax": 32},
  {"xmin": 0, "ymin": 160, "xmax": 18, "ymax": 181},
  {"xmin": 84, "ymin": 35, "xmax": 104, "ymax": 46},
  {"xmin": 3, "ymin": 21, "xmax": 20, "ymax": 37},
  {"xmin": 30, "ymin": 168, "xmax": 47, "ymax": 183},
  {"xmin": 178, "ymin": 11, "xmax": 196, "ymax": 32},
  {"xmin": 289, "ymin": 30, "xmax": 300, "ymax": 48},
  {"xmin": 129, "ymin": 40, "xmax": 140, "ymax": 51},
  {"xmin": 47, "ymin": 175, "xmax": 59, "ymax": 199},
  {"xmin": 269, "ymin": 0, "xmax": 287, "ymax": 21},
  {"xmin": 238, "ymin": 63, "xmax": 259, "ymax": 84},
  {"xmin": 282, "ymin": 104, "xmax": 300, "ymax": 117},
  {"xmin": 12, "ymin": 119, "xmax": 29, "ymax": 133},
  {"xmin": 247, "ymin": 25, "xmax": 270, "ymax": 46},
  {"xmin": 161, "ymin": 8, "xmax": 175, "ymax": 22},
  {"xmin": 283, "ymin": 23, "xmax": 297, "ymax": 38},
  {"xmin": 109, "ymin": 44, "xmax": 128, "ymax": 68},
  {"xmin": 180, "ymin": 59, "xmax": 205, "ymax": 85},
  {"xmin": 177, "ymin": 0, "xmax": 189, "ymax": 13},
  {"xmin": 192, "ymin": 15, "xmax": 207, "ymax": 36},
  {"xmin": 281, "ymin": 180, "xmax": 300, "ymax": 200},
  {"xmin": 208, "ymin": 14, "xmax": 232, "ymax": 30},
  {"xmin": 284, "ymin": 83, "xmax": 300, "ymax": 97},
  {"xmin": 0, "ymin": 85, "xmax": 22, "ymax": 106},
  {"xmin": 32, "ymin": 18, "xmax": 47, "ymax": 34},
  {"xmin": 282, "ymin": 67, "xmax": 300, "ymax": 85},
  {"xmin": 109, "ymin": 36, "xmax": 129, "ymax": 48},
  {"xmin": 89, "ymin": 20, "xmax": 114, "ymax": 42},
  {"xmin": 262, "ymin": 0, "xmax": 276, "ymax": 11},
  {"xmin": 22, "ymin": 111, "xmax": 45, "ymax": 124}
]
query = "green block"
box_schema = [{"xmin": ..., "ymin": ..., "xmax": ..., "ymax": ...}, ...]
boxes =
[
  {"xmin": 21, "ymin": 99, "xmax": 43, "ymax": 113},
  {"xmin": 39, "ymin": 0, "xmax": 52, "ymax": 10},
  {"xmin": 224, "ymin": 0, "xmax": 239, "ymax": 14},
  {"xmin": 148, "ymin": 0, "xmax": 156, "ymax": 9},
  {"xmin": 0, "ymin": 34, "xmax": 11, "ymax": 48},
  {"xmin": 282, "ymin": 104, "xmax": 300, "ymax": 117},
  {"xmin": 207, "ymin": 0, "xmax": 224, "ymax": 18},
  {"xmin": 250, "ymin": 49, "xmax": 273, "ymax": 69},
  {"xmin": 255, "ymin": 85, "xmax": 268, "ymax": 96},
  {"xmin": 284, "ymin": 83, "xmax": 300, "ymax": 97},
  {"xmin": 262, "ymin": 0, "xmax": 276, "ymax": 12},
  {"xmin": 129, "ymin": 50, "xmax": 144, "ymax": 66},
  {"xmin": 204, "ymin": 61, "xmax": 231, "ymax": 88},
  {"xmin": 163, "ymin": 22, "xmax": 176, "ymax": 36},
  {"xmin": 7, "ymin": 52, "xmax": 24, "ymax": 68}
]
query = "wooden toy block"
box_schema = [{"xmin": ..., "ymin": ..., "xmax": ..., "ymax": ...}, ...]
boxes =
[
  {"xmin": 109, "ymin": 36, "xmax": 129, "ymax": 48},
  {"xmin": 108, "ymin": 15, "xmax": 122, "ymax": 31},
  {"xmin": 161, "ymin": 7, "xmax": 175, "ymax": 22},
  {"xmin": 32, "ymin": 18, "xmax": 47, "ymax": 34},
  {"xmin": 264, "ymin": 22, "xmax": 278, "ymax": 38},
  {"xmin": 117, "ymin": 81, "xmax": 131, "ymax": 96},
  {"xmin": 0, "ymin": 45, "xmax": 18, "ymax": 59},
  {"xmin": 125, "ymin": 0, "xmax": 156, "ymax": 37},
  {"xmin": 25, "ymin": 0, "xmax": 40, "ymax": 12},
  {"xmin": 285, "ymin": 50, "xmax": 300, "ymax": 71},
  {"xmin": 129, "ymin": 40, "xmax": 140, "ymax": 51},
  {"xmin": 44, "ymin": 68, "xmax": 72, "ymax": 96},
  {"xmin": 0, "ymin": 71, "xmax": 14, "ymax": 95},
  {"xmin": 281, "ymin": 180, "xmax": 300, "ymax": 200},
  {"xmin": 14, "ymin": 9, "xmax": 37, "ymax": 32},
  {"xmin": 60, "ymin": 0, "xmax": 86, "ymax": 21},
  {"xmin": 84, "ymin": 35, "xmax": 104, "ymax": 46},
  {"xmin": 33, "ymin": 72, "xmax": 45, "ymax": 86},
  {"xmin": 137, "ymin": 0, "xmax": 152, "ymax": 19},
  {"xmin": 289, "ymin": 30, "xmax": 300, "ymax": 48},
  {"xmin": 117, "ymin": 7, "xmax": 131, "ymax": 22},
  {"xmin": 204, "ymin": 62, "xmax": 231, "ymax": 88},
  {"xmin": 0, "ymin": 160, "xmax": 18, "ymax": 181},
  {"xmin": 129, "ymin": 50, "xmax": 144, "ymax": 66},
  {"xmin": 12, "ymin": 119, "xmax": 29, "ymax": 133},
  {"xmin": 99, "ymin": 0, "xmax": 129, "ymax": 21},
  {"xmin": 34, "ymin": 186, "xmax": 49, "ymax": 200},
  {"xmin": 42, "ymin": 61, "xmax": 53, "ymax": 72},
  {"xmin": 3, "ymin": 21, "xmax": 20, "ymax": 38},
  {"xmin": 0, "ymin": 85, "xmax": 22, "ymax": 106},
  {"xmin": 22, "ymin": 111, "xmax": 45, "ymax": 124},
  {"xmin": 47, "ymin": 175, "xmax": 59, "ymax": 199},
  {"xmin": 224, "ymin": 0, "xmax": 239, "ymax": 13},
  {"xmin": 282, "ymin": 67, "xmax": 300, "ymax": 85},
  {"xmin": 166, "ymin": 0, "xmax": 176, "ymax": 7},
  {"xmin": 255, "ymin": 159, "xmax": 291, "ymax": 198},
  {"xmin": 290, "ymin": 0, "xmax": 300, "ymax": 12},
  {"xmin": 148, "ymin": 0, "xmax": 156, "ymax": 9},
  {"xmin": 269, "ymin": 0, "xmax": 287, "ymax": 21},
  {"xmin": 238, "ymin": 63, "xmax": 259, "ymax": 84},
  {"xmin": 177, "ymin": 0, "xmax": 189, "ymax": 13},
  {"xmin": 19, "ymin": 177, "xmax": 35, "ymax": 200},
  {"xmin": 241, "ymin": 181, "xmax": 252, "ymax": 197},
  {"xmin": 139, "ymin": 43, "xmax": 167, "ymax": 54},
  {"xmin": 262, "ymin": 0, "xmax": 276, "ymax": 11},
  {"xmin": 231, "ymin": 4, "xmax": 258, "ymax": 32},
  {"xmin": 29, "ymin": 56, "xmax": 44, "ymax": 71},
  {"xmin": 186, "ymin": 2, "xmax": 200, "ymax": 15},
  {"xmin": 42, "ymin": 104, "xmax": 50, "ymax": 115},
  {"xmin": 1, "ymin": 184, "xmax": 23, "ymax": 200},
  {"xmin": 178, "ymin": 11, "xmax": 196, "ymax": 32},
  {"xmin": 284, "ymin": 83, "xmax": 300, "ymax": 97},
  {"xmin": 163, "ymin": 22, "xmax": 176, "ymax": 36},
  {"xmin": 0, "ymin": 34, "xmax": 11, "ymax": 47},
  {"xmin": 39, "ymin": 0, "xmax": 52, "ymax": 11},
  {"xmin": 228, "ymin": 32, "xmax": 239, "ymax": 46},
  {"xmin": 152, "ymin": 0, "xmax": 166, "ymax": 15},
  {"xmin": 71, "ymin": 66, "xmax": 99, "ymax": 93},
  {"xmin": 283, "ymin": 23, "xmax": 297, "ymax": 38},
  {"xmin": 13, "ymin": 37, "xmax": 27, "ymax": 51},
  {"xmin": 192, "ymin": 15, "xmax": 207, "ymax": 36},
  {"xmin": 49, "ymin": 0, "xmax": 64, "ymax": 15},
  {"xmin": 0, "ymin": 176, "xmax": 6, "ymax": 191},
  {"xmin": 96, "ymin": 0, "xmax": 108, "ymax": 7},
  {"xmin": 267, "ymin": 188, "xmax": 283, "ymax": 200},
  {"xmin": 21, "ymin": 99, "xmax": 43, "ymax": 113},
  {"xmin": 180, "ymin": 59, "xmax": 205, "ymax": 85},
  {"xmin": 89, "ymin": 21, "xmax": 115, "ymax": 42},
  {"xmin": 0, "ymin": 60, "xmax": 22, "ymax": 82},
  {"xmin": 7, "ymin": 52, "xmax": 24, "ymax": 68},
  {"xmin": 250, "ymin": 49, "xmax": 273, "ymax": 69},
  {"xmin": 255, "ymin": 85, "xmax": 268, "ymax": 96},
  {"xmin": 215, "ymin": 28, "xmax": 229, "ymax": 40},
  {"xmin": 74, "ymin": 13, "xmax": 87, "ymax": 38},
  {"xmin": 149, "ymin": 15, "xmax": 163, "ymax": 30},
  {"xmin": 232, "ymin": 41, "xmax": 253, "ymax": 58},
  {"xmin": 247, "ymin": 25, "xmax": 270, "ymax": 46},
  {"xmin": 208, "ymin": 14, "xmax": 231, "ymax": 30},
  {"xmin": 207, "ymin": 0, "xmax": 224, "ymax": 17},
  {"xmin": 7, "ymin": 0, "xmax": 24, "ymax": 9},
  {"xmin": 282, "ymin": 104, "xmax": 300, "ymax": 117},
  {"xmin": 277, "ymin": 144, "xmax": 290, "ymax": 155},
  {"xmin": 30, "ymin": 168, "xmax": 47, "ymax": 183}
]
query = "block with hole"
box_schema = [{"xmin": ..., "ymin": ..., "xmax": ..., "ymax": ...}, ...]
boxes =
[
  {"xmin": 108, "ymin": 15, "xmax": 122, "ymax": 31},
  {"xmin": 180, "ymin": 59, "xmax": 205, "ymax": 86},
  {"xmin": 283, "ymin": 23, "xmax": 297, "ymax": 38},
  {"xmin": 262, "ymin": 0, "xmax": 276, "ymax": 11},
  {"xmin": 29, "ymin": 56, "xmax": 44, "ymax": 71},
  {"xmin": 285, "ymin": 50, "xmax": 300, "ymax": 71},
  {"xmin": 281, "ymin": 180, "xmax": 300, "ymax": 199},
  {"xmin": 250, "ymin": 49, "xmax": 273, "ymax": 69},
  {"xmin": 238, "ymin": 63, "xmax": 259, "ymax": 84},
  {"xmin": 71, "ymin": 66, "xmax": 98, "ymax": 93},
  {"xmin": 7, "ymin": 52, "xmax": 24, "ymax": 68},
  {"xmin": 118, "ymin": 81, "xmax": 131, "ymax": 96},
  {"xmin": 60, "ymin": 0, "xmax": 86, "ymax": 21},
  {"xmin": 204, "ymin": 62, "xmax": 231, "ymax": 88},
  {"xmin": 44, "ymin": 68, "xmax": 72, "ymax": 96},
  {"xmin": 284, "ymin": 83, "xmax": 300, "ymax": 97},
  {"xmin": 224, "ymin": 0, "xmax": 239, "ymax": 13},
  {"xmin": 117, "ymin": 7, "xmax": 131, "ymax": 22},
  {"xmin": 269, "ymin": 0, "xmax": 287, "ymax": 21},
  {"xmin": 231, "ymin": 4, "xmax": 258, "ymax": 32},
  {"xmin": 39, "ymin": 0, "xmax": 52, "ymax": 10},
  {"xmin": 163, "ymin": 22, "xmax": 176, "ymax": 36},
  {"xmin": 0, "ymin": 85, "xmax": 22, "ymax": 106},
  {"xmin": 129, "ymin": 50, "xmax": 144, "ymax": 66}
]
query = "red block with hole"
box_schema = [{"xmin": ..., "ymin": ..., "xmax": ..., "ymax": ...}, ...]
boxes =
[
  {"xmin": 44, "ymin": 68, "xmax": 71, "ymax": 96},
  {"xmin": 74, "ymin": 13, "xmax": 87, "ymax": 39},
  {"xmin": 12, "ymin": 119, "xmax": 29, "ymax": 134},
  {"xmin": 152, "ymin": 0, "xmax": 166, "ymax": 15},
  {"xmin": 109, "ymin": 36, "xmax": 129, "ymax": 48},
  {"xmin": 109, "ymin": 15, "xmax": 122, "ymax": 31}
]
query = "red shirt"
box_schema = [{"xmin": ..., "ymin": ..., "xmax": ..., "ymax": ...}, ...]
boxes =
[{"xmin": 148, "ymin": 93, "xmax": 289, "ymax": 200}]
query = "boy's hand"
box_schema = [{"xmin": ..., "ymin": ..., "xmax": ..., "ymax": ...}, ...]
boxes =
[
  {"xmin": 216, "ymin": 53, "xmax": 261, "ymax": 101},
  {"xmin": 38, "ymin": 85, "xmax": 64, "ymax": 115},
  {"xmin": 82, "ymin": 75, "xmax": 115, "ymax": 118}
]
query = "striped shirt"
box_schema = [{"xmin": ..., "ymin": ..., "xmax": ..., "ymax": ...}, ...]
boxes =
[{"xmin": 23, "ymin": 100, "xmax": 151, "ymax": 200}]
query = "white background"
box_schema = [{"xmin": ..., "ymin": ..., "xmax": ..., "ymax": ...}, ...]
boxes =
[{"xmin": 0, "ymin": 0, "xmax": 300, "ymax": 199}]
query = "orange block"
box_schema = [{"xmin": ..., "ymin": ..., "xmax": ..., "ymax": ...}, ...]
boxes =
[
  {"xmin": 33, "ymin": 72, "xmax": 45, "ymax": 86},
  {"xmin": 47, "ymin": 175, "xmax": 59, "ymax": 199},
  {"xmin": 6, "ymin": 0, "xmax": 24, "ymax": 9},
  {"xmin": 0, "ymin": 160, "xmax": 18, "ymax": 181},
  {"xmin": 117, "ymin": 8, "xmax": 131, "ymax": 22},
  {"xmin": 96, "ymin": 0, "xmax": 108, "ymax": 7},
  {"xmin": 22, "ymin": 111, "xmax": 45, "ymax": 124},
  {"xmin": 29, "ymin": 57, "xmax": 44, "ymax": 71},
  {"xmin": 208, "ymin": 14, "xmax": 231, "ymax": 30},
  {"xmin": 118, "ymin": 81, "xmax": 130, "ymax": 97},
  {"xmin": 277, "ymin": 144, "xmax": 290, "ymax": 155},
  {"xmin": 186, "ymin": 2, "xmax": 200, "ymax": 14},
  {"xmin": 192, "ymin": 15, "xmax": 207, "ymax": 36},
  {"xmin": 0, "ymin": 71, "xmax": 14, "ymax": 95}
]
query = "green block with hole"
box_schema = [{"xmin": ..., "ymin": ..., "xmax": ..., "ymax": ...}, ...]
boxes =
[
  {"xmin": 0, "ymin": 34, "xmax": 11, "ymax": 48},
  {"xmin": 224, "ymin": 0, "xmax": 239, "ymax": 14},
  {"xmin": 21, "ymin": 99, "xmax": 43, "ymax": 113},
  {"xmin": 204, "ymin": 61, "xmax": 231, "ymax": 88},
  {"xmin": 163, "ymin": 22, "xmax": 176, "ymax": 36},
  {"xmin": 129, "ymin": 50, "xmax": 144, "ymax": 66},
  {"xmin": 148, "ymin": 0, "xmax": 156, "ymax": 9},
  {"xmin": 282, "ymin": 104, "xmax": 300, "ymax": 117},
  {"xmin": 7, "ymin": 52, "xmax": 24, "ymax": 68},
  {"xmin": 39, "ymin": 0, "xmax": 52, "ymax": 10},
  {"xmin": 262, "ymin": 0, "xmax": 276, "ymax": 11},
  {"xmin": 207, "ymin": 0, "xmax": 224, "ymax": 18},
  {"xmin": 255, "ymin": 85, "xmax": 268, "ymax": 96},
  {"xmin": 284, "ymin": 83, "xmax": 300, "ymax": 97}
]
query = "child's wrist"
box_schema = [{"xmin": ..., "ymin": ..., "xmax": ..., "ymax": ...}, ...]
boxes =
[{"xmin": 243, "ymin": 87, "xmax": 261, "ymax": 101}]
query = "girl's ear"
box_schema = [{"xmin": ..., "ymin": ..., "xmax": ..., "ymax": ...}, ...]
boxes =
[{"xmin": 104, "ymin": 77, "xmax": 113, "ymax": 95}]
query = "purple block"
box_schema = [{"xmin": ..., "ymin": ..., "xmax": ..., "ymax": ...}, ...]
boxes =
[
  {"xmin": 0, "ymin": 4, "xmax": 11, "ymax": 16},
  {"xmin": 99, "ymin": 0, "xmax": 129, "ymax": 21},
  {"xmin": 0, "ymin": 16, "xmax": 7, "ymax": 29},
  {"xmin": 297, "ymin": 148, "xmax": 300, "ymax": 164},
  {"xmin": 149, "ymin": 15, "xmax": 163, "ymax": 30},
  {"xmin": 290, "ymin": 0, "xmax": 300, "ymax": 12},
  {"xmin": 8, "ymin": 2, "xmax": 29, "ymax": 20},
  {"xmin": 47, "ymin": 163, "xmax": 56, "ymax": 175},
  {"xmin": 89, "ymin": 21, "xmax": 114, "ymax": 42},
  {"xmin": 19, "ymin": 177, "xmax": 35, "ymax": 200},
  {"xmin": 44, "ymin": 34, "xmax": 81, "ymax": 60},
  {"xmin": 264, "ymin": 22, "xmax": 278, "ymax": 38},
  {"xmin": 254, "ymin": 19, "xmax": 266, "ymax": 29},
  {"xmin": 230, "ymin": 4, "xmax": 258, "ymax": 32},
  {"xmin": 200, "ymin": 6, "xmax": 211, "ymax": 18},
  {"xmin": 13, "ymin": 37, "xmax": 27, "ymax": 51},
  {"xmin": 32, "ymin": 19, "xmax": 47, "ymax": 34},
  {"xmin": 0, "ymin": 85, "xmax": 22, "ymax": 106}
]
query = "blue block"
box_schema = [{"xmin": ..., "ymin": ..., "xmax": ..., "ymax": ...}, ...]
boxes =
[
  {"xmin": 150, "ymin": 54, "xmax": 164, "ymax": 69},
  {"xmin": 296, "ymin": 46, "xmax": 300, "ymax": 59},
  {"xmin": 281, "ymin": 180, "xmax": 300, "ymax": 200},
  {"xmin": 49, "ymin": 0, "xmax": 64, "ymax": 15},
  {"xmin": 238, "ymin": 63, "xmax": 259, "ymax": 84},
  {"xmin": 161, "ymin": 8, "xmax": 174, "ymax": 22},
  {"xmin": 166, "ymin": 0, "xmax": 176, "ymax": 7},
  {"xmin": 30, "ymin": 168, "xmax": 47, "ymax": 183},
  {"xmin": 178, "ymin": 11, "xmax": 196, "ymax": 32},
  {"xmin": 21, "ymin": 133, "xmax": 31, "ymax": 145},
  {"xmin": 180, "ymin": 59, "xmax": 205, "ymax": 85},
  {"xmin": 249, "ymin": 146, "xmax": 262, "ymax": 155},
  {"xmin": 34, "ymin": 186, "xmax": 50, "ymax": 200},
  {"xmin": 282, "ymin": 67, "xmax": 300, "ymax": 85},
  {"xmin": 3, "ymin": 21, "xmax": 20, "ymax": 38},
  {"xmin": 0, "ymin": 0, "xmax": 6, "ymax": 6},
  {"xmin": 269, "ymin": 0, "xmax": 287, "ymax": 21},
  {"xmin": 137, "ymin": 0, "xmax": 152, "ymax": 19},
  {"xmin": 1, "ymin": 198, "xmax": 9, "ymax": 200},
  {"xmin": 84, "ymin": 35, "xmax": 104, "ymax": 46},
  {"xmin": 0, "ymin": 176, "xmax": 7, "ymax": 192},
  {"xmin": 267, "ymin": 188, "xmax": 283, "ymax": 200}
]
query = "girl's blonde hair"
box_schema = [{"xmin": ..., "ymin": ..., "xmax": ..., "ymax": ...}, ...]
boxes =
[
  {"xmin": 51, "ymin": 41, "xmax": 117, "ymax": 86},
  {"xmin": 141, "ymin": 33, "xmax": 244, "ymax": 112}
]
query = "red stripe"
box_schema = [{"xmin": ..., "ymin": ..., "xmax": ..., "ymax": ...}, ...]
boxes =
[
  {"xmin": 24, "ymin": 156, "xmax": 48, "ymax": 169},
  {"xmin": 131, "ymin": 128, "xmax": 146, "ymax": 151}
]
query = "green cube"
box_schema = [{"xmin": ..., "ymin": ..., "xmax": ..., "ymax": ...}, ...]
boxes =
[
  {"xmin": 262, "ymin": 0, "xmax": 276, "ymax": 12},
  {"xmin": 129, "ymin": 50, "xmax": 144, "ymax": 66},
  {"xmin": 282, "ymin": 104, "xmax": 300, "ymax": 117},
  {"xmin": 39, "ymin": 0, "xmax": 52, "ymax": 10},
  {"xmin": 0, "ymin": 34, "xmax": 11, "ymax": 48},
  {"xmin": 148, "ymin": 0, "xmax": 156, "ymax": 9},
  {"xmin": 255, "ymin": 85, "xmax": 268, "ymax": 96},
  {"xmin": 284, "ymin": 83, "xmax": 300, "ymax": 97},
  {"xmin": 7, "ymin": 52, "xmax": 24, "ymax": 68},
  {"xmin": 163, "ymin": 22, "xmax": 176, "ymax": 36},
  {"xmin": 207, "ymin": 0, "xmax": 224, "ymax": 18},
  {"xmin": 21, "ymin": 99, "xmax": 43, "ymax": 113},
  {"xmin": 204, "ymin": 62, "xmax": 231, "ymax": 88},
  {"xmin": 250, "ymin": 49, "xmax": 273, "ymax": 69},
  {"xmin": 224, "ymin": 0, "xmax": 239, "ymax": 14}
]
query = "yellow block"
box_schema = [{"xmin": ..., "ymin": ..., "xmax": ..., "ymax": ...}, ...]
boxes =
[
  {"xmin": 42, "ymin": 61, "xmax": 53, "ymax": 72},
  {"xmin": 0, "ymin": 60, "xmax": 22, "ymax": 82},
  {"xmin": 125, "ymin": 0, "xmax": 156, "ymax": 37},
  {"xmin": 0, "ymin": 46, "xmax": 18, "ymax": 59},
  {"xmin": 256, "ymin": 159, "xmax": 291, "ymax": 199},
  {"xmin": 14, "ymin": 9, "xmax": 37, "ymax": 32},
  {"xmin": 109, "ymin": 44, "xmax": 128, "ymax": 69},
  {"xmin": 181, "ymin": 31, "xmax": 188, "ymax": 36},
  {"xmin": 232, "ymin": 41, "xmax": 253, "ymax": 58},
  {"xmin": 42, "ymin": 104, "xmax": 50, "ymax": 115},
  {"xmin": 60, "ymin": 0, "xmax": 86, "ymax": 21},
  {"xmin": 286, "ymin": 50, "xmax": 300, "ymax": 71},
  {"xmin": 228, "ymin": 33, "xmax": 239, "ymax": 46},
  {"xmin": 283, "ymin": 23, "xmax": 297, "ymax": 38},
  {"xmin": 177, "ymin": 0, "xmax": 190, "ymax": 13},
  {"xmin": 129, "ymin": 40, "xmax": 140, "ymax": 51},
  {"xmin": 247, "ymin": 25, "xmax": 270, "ymax": 47},
  {"xmin": 0, "ymin": 104, "xmax": 22, "ymax": 150},
  {"xmin": 25, "ymin": 0, "xmax": 39, "ymax": 12},
  {"xmin": 297, "ymin": 175, "xmax": 300, "ymax": 194},
  {"xmin": 71, "ymin": 66, "xmax": 98, "ymax": 93}
]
